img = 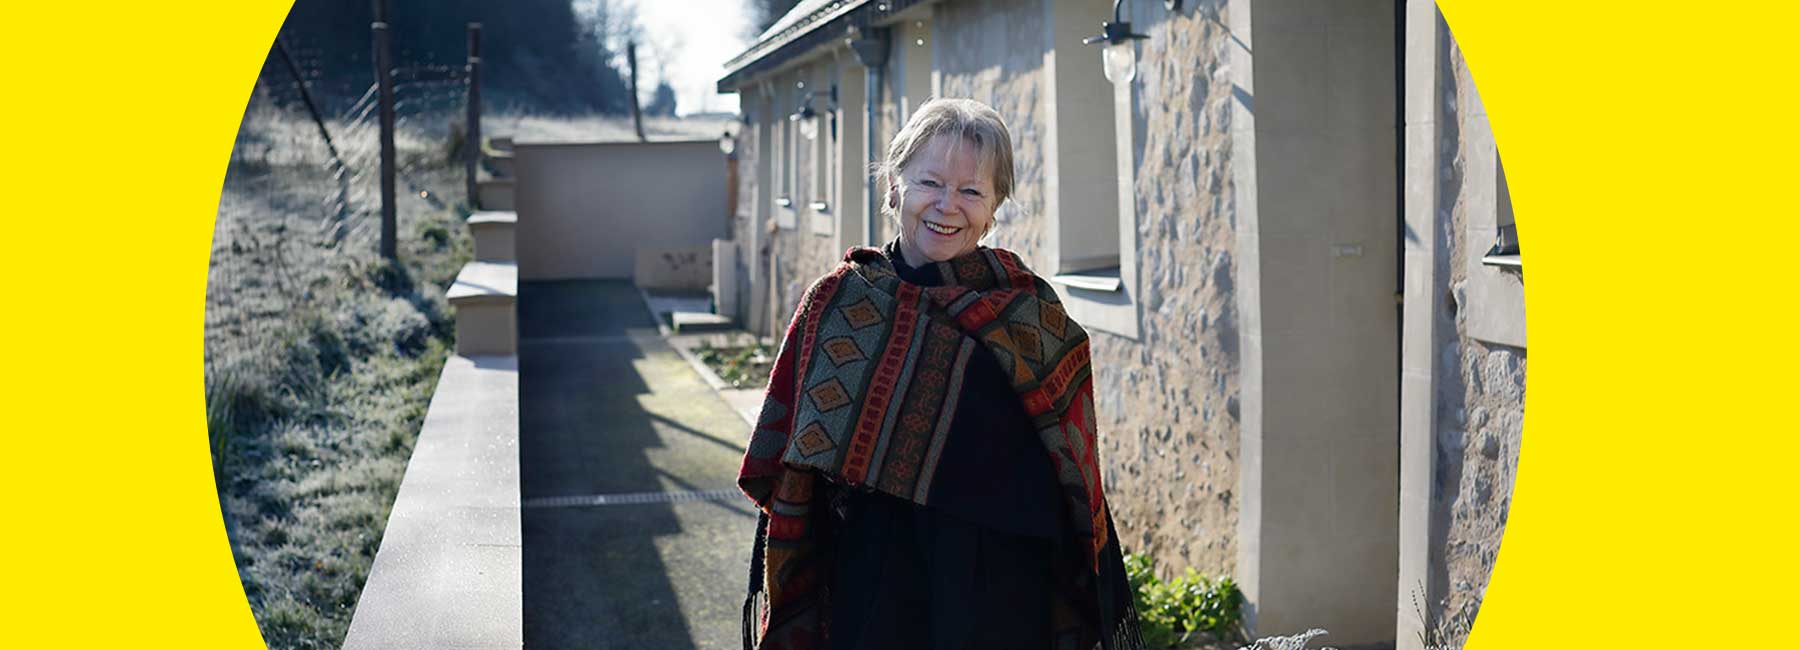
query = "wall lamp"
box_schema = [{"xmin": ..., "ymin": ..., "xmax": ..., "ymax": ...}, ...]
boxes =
[
  {"xmin": 790, "ymin": 92, "xmax": 820, "ymax": 141},
  {"xmin": 1084, "ymin": 0, "xmax": 1149, "ymax": 84},
  {"xmin": 790, "ymin": 85, "xmax": 841, "ymax": 142},
  {"xmin": 719, "ymin": 127, "xmax": 737, "ymax": 157}
]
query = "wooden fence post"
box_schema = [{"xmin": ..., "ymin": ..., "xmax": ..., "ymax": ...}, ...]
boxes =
[
  {"xmin": 627, "ymin": 41, "xmax": 646, "ymax": 143},
  {"xmin": 373, "ymin": 0, "xmax": 397, "ymax": 260},
  {"xmin": 466, "ymin": 22, "xmax": 482, "ymax": 209}
]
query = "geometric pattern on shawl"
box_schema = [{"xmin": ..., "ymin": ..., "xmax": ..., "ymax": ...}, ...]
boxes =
[{"xmin": 737, "ymin": 246, "xmax": 1113, "ymax": 650}]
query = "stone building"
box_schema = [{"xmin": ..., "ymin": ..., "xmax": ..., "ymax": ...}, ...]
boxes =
[{"xmin": 715, "ymin": 1, "xmax": 1524, "ymax": 647}]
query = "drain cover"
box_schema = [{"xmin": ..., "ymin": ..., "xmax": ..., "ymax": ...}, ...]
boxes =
[{"xmin": 523, "ymin": 488, "xmax": 742, "ymax": 509}]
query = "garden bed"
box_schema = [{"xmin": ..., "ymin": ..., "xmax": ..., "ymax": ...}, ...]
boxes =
[{"xmin": 692, "ymin": 339, "xmax": 774, "ymax": 389}]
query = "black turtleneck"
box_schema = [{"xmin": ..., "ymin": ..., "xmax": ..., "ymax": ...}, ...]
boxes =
[{"xmin": 880, "ymin": 242, "xmax": 1064, "ymax": 539}]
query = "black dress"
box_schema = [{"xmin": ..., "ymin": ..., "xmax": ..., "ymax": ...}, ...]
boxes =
[{"xmin": 822, "ymin": 245, "xmax": 1069, "ymax": 650}]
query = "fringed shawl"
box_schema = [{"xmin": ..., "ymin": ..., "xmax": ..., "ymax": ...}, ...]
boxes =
[{"xmin": 739, "ymin": 246, "xmax": 1139, "ymax": 650}]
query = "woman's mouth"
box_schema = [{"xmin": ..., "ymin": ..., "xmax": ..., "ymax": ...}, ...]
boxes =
[{"xmin": 924, "ymin": 221, "xmax": 963, "ymax": 236}]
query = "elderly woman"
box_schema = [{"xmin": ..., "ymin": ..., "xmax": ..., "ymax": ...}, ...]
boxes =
[{"xmin": 740, "ymin": 98, "xmax": 1141, "ymax": 650}]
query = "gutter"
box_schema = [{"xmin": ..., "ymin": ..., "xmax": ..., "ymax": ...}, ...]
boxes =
[
  {"xmin": 846, "ymin": 26, "xmax": 890, "ymax": 246},
  {"xmin": 717, "ymin": 0, "xmax": 933, "ymax": 93}
]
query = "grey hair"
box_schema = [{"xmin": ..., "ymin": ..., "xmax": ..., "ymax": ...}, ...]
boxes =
[{"xmin": 872, "ymin": 98, "xmax": 1016, "ymax": 231}]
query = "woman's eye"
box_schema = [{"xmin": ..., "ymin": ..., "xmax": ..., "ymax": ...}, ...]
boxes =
[
  {"xmin": 961, "ymin": 189, "xmax": 983, "ymax": 198},
  {"xmin": 919, "ymin": 179, "xmax": 941, "ymax": 188}
]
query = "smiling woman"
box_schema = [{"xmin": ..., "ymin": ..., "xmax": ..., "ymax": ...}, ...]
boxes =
[
  {"xmin": 876, "ymin": 99, "xmax": 1016, "ymax": 266},
  {"xmin": 738, "ymin": 98, "xmax": 1144, "ymax": 650}
]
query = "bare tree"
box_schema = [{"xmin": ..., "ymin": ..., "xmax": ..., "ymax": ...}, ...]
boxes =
[
  {"xmin": 580, "ymin": 0, "xmax": 643, "ymax": 71},
  {"xmin": 747, "ymin": 0, "xmax": 802, "ymax": 40}
]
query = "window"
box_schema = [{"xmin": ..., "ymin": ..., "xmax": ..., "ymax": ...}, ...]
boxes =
[
  {"xmin": 1482, "ymin": 160, "xmax": 1519, "ymax": 268},
  {"xmin": 810, "ymin": 74, "xmax": 836, "ymax": 236},
  {"xmin": 1044, "ymin": 0, "xmax": 1138, "ymax": 339},
  {"xmin": 1465, "ymin": 143, "xmax": 1525, "ymax": 347},
  {"xmin": 776, "ymin": 76, "xmax": 799, "ymax": 229}
]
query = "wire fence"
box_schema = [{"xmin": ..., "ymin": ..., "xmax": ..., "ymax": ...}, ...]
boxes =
[{"xmin": 208, "ymin": 41, "xmax": 479, "ymax": 370}]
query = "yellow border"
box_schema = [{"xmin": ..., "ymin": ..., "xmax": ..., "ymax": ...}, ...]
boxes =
[
  {"xmin": 1, "ymin": 1, "xmax": 289, "ymax": 647},
  {"xmin": 1443, "ymin": 1, "xmax": 1800, "ymax": 647},
  {"xmin": 4, "ymin": 1, "xmax": 1796, "ymax": 647}
]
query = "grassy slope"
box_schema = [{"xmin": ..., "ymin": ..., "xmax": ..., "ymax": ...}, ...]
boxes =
[
  {"xmin": 209, "ymin": 98, "xmax": 728, "ymax": 648},
  {"xmin": 208, "ymin": 97, "xmax": 470, "ymax": 649}
]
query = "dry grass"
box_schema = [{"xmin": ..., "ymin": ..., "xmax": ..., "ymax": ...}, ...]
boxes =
[
  {"xmin": 209, "ymin": 94, "xmax": 470, "ymax": 649},
  {"xmin": 212, "ymin": 89, "xmax": 731, "ymax": 648}
]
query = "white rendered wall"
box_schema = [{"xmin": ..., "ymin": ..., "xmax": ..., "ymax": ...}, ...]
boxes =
[{"xmin": 1231, "ymin": 0, "xmax": 1401, "ymax": 644}]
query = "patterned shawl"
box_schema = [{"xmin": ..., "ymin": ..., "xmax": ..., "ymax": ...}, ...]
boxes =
[{"xmin": 739, "ymin": 246, "xmax": 1134, "ymax": 650}]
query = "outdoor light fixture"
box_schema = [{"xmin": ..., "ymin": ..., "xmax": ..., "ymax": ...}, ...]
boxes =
[
  {"xmin": 1084, "ymin": 0, "xmax": 1149, "ymax": 84},
  {"xmin": 718, "ymin": 128, "xmax": 737, "ymax": 156},
  {"xmin": 791, "ymin": 92, "xmax": 820, "ymax": 141}
]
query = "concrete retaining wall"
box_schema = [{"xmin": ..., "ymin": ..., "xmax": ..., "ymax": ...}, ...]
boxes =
[
  {"xmin": 634, "ymin": 244, "xmax": 715, "ymax": 291},
  {"xmin": 515, "ymin": 140, "xmax": 728, "ymax": 281}
]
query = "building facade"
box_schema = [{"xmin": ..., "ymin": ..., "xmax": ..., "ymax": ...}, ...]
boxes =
[{"xmin": 718, "ymin": 1, "xmax": 1525, "ymax": 647}]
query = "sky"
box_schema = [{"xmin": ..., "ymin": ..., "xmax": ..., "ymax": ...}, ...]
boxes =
[{"xmin": 625, "ymin": 0, "xmax": 755, "ymax": 116}]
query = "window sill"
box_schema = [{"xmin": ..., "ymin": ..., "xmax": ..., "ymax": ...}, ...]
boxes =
[
  {"xmin": 1051, "ymin": 268, "xmax": 1122, "ymax": 293},
  {"xmin": 1052, "ymin": 266, "xmax": 1138, "ymax": 340},
  {"xmin": 1480, "ymin": 253, "xmax": 1520, "ymax": 269},
  {"xmin": 775, "ymin": 196, "xmax": 795, "ymax": 230}
]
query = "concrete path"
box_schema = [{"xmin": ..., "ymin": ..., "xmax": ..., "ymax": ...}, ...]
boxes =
[{"xmin": 518, "ymin": 280, "xmax": 756, "ymax": 649}]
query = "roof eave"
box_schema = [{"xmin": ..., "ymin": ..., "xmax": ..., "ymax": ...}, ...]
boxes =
[{"xmin": 717, "ymin": 0, "xmax": 932, "ymax": 94}]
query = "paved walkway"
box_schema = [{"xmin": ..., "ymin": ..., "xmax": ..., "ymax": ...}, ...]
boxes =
[{"xmin": 518, "ymin": 280, "xmax": 756, "ymax": 649}]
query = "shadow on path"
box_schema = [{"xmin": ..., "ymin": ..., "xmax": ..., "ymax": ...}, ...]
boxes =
[{"xmin": 519, "ymin": 280, "xmax": 755, "ymax": 650}]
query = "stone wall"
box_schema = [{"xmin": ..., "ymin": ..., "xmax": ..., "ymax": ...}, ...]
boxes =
[
  {"xmin": 937, "ymin": 0, "xmax": 1242, "ymax": 578},
  {"xmin": 1426, "ymin": 36, "xmax": 1526, "ymax": 647},
  {"xmin": 935, "ymin": 0, "xmax": 1049, "ymax": 267},
  {"xmin": 762, "ymin": 65, "xmax": 849, "ymax": 336},
  {"xmin": 1089, "ymin": 0, "xmax": 1241, "ymax": 578},
  {"xmin": 732, "ymin": 108, "xmax": 759, "ymax": 330}
]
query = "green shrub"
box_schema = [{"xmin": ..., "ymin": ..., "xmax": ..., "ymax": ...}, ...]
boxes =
[
  {"xmin": 420, "ymin": 223, "xmax": 452, "ymax": 248},
  {"xmin": 1126, "ymin": 552, "xmax": 1245, "ymax": 648}
]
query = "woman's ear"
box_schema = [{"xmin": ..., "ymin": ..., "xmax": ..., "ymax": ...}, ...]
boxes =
[{"xmin": 886, "ymin": 185, "xmax": 899, "ymax": 209}]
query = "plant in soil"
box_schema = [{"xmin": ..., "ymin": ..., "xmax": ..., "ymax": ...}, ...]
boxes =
[
  {"xmin": 1126, "ymin": 552, "xmax": 1246, "ymax": 649},
  {"xmin": 694, "ymin": 339, "xmax": 775, "ymax": 388}
]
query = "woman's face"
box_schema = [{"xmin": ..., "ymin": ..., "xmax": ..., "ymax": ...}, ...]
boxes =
[{"xmin": 891, "ymin": 134, "xmax": 997, "ymax": 266}]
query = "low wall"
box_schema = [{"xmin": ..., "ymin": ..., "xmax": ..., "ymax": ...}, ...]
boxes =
[
  {"xmin": 515, "ymin": 140, "xmax": 728, "ymax": 280},
  {"xmin": 342, "ymin": 355, "xmax": 520, "ymax": 649},
  {"xmin": 634, "ymin": 244, "xmax": 714, "ymax": 291}
]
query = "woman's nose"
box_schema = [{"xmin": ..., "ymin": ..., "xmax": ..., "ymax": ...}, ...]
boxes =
[{"xmin": 935, "ymin": 189, "xmax": 958, "ymax": 213}]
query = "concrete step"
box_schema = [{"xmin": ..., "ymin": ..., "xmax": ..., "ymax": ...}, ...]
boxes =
[
  {"xmin": 467, "ymin": 210, "xmax": 516, "ymax": 263},
  {"xmin": 484, "ymin": 151, "xmax": 515, "ymax": 179},
  {"xmin": 477, "ymin": 178, "xmax": 514, "ymax": 211},
  {"xmin": 447, "ymin": 261, "xmax": 518, "ymax": 356},
  {"xmin": 341, "ymin": 354, "xmax": 520, "ymax": 650},
  {"xmin": 671, "ymin": 311, "xmax": 733, "ymax": 334}
]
